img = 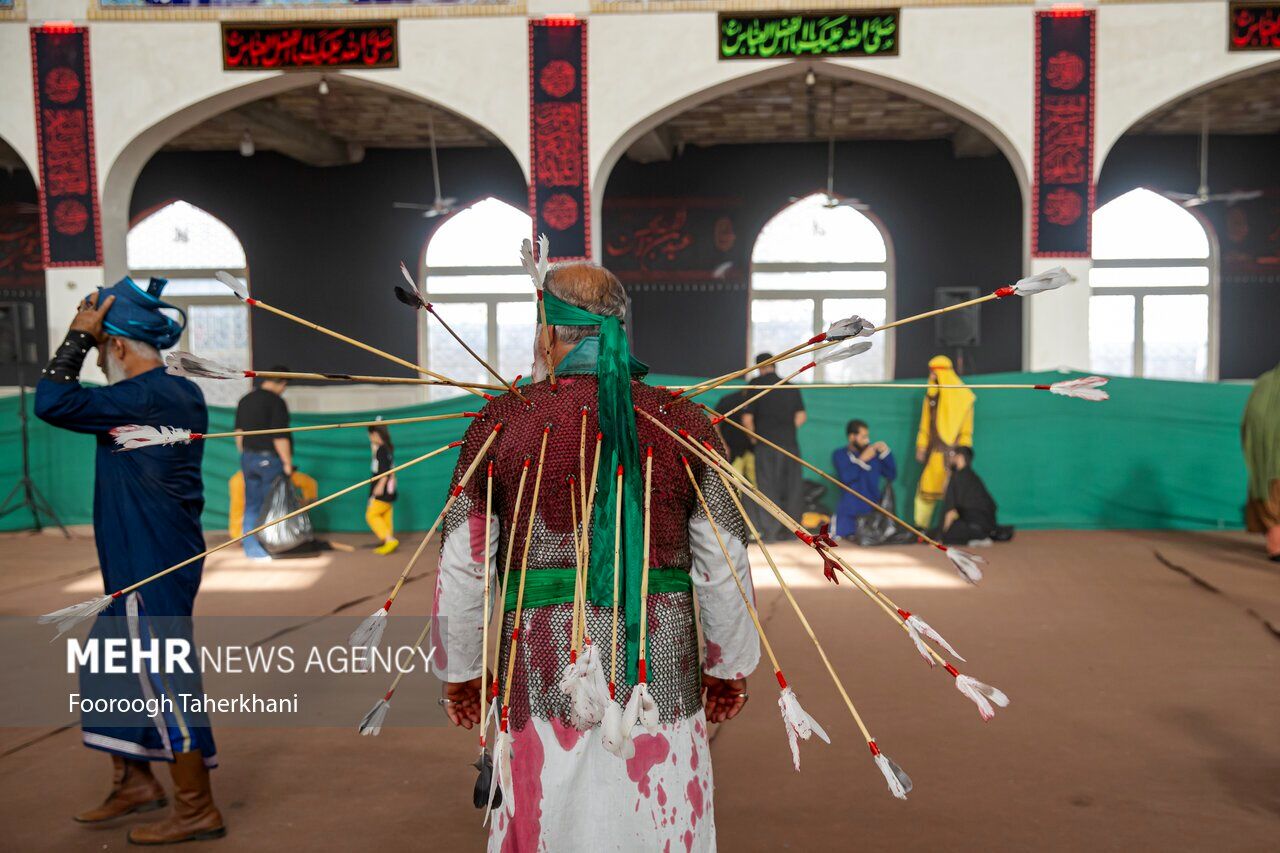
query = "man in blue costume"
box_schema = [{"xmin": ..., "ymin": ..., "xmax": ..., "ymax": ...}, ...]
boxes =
[
  {"xmin": 830, "ymin": 418, "xmax": 897, "ymax": 540},
  {"xmin": 36, "ymin": 278, "xmax": 225, "ymax": 845}
]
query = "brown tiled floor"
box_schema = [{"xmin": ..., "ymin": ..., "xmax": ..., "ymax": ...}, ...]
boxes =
[{"xmin": 1, "ymin": 529, "xmax": 1277, "ymax": 851}]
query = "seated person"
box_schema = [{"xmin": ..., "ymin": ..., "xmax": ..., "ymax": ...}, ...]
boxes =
[
  {"xmin": 936, "ymin": 446, "xmax": 1013, "ymax": 545},
  {"xmin": 831, "ymin": 419, "xmax": 896, "ymax": 540}
]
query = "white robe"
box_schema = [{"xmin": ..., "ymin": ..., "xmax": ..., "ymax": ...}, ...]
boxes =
[{"xmin": 434, "ymin": 513, "xmax": 759, "ymax": 852}]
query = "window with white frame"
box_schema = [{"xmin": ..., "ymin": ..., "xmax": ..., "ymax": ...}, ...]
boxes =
[
  {"xmin": 1089, "ymin": 188, "xmax": 1217, "ymax": 381},
  {"xmin": 127, "ymin": 200, "xmax": 250, "ymax": 406},
  {"xmin": 750, "ymin": 193, "xmax": 893, "ymax": 383},
  {"xmin": 419, "ymin": 197, "xmax": 536, "ymax": 399}
]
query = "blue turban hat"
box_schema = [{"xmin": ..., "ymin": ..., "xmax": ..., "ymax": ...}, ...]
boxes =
[{"xmin": 96, "ymin": 276, "xmax": 186, "ymax": 350}]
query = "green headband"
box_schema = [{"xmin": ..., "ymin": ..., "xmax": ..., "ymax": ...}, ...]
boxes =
[{"xmin": 542, "ymin": 290, "xmax": 649, "ymax": 683}]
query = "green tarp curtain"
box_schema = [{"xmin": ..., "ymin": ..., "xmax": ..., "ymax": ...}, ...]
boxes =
[{"xmin": 0, "ymin": 371, "xmax": 1251, "ymax": 534}]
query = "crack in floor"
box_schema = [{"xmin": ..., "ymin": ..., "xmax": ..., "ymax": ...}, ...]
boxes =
[{"xmin": 1154, "ymin": 549, "xmax": 1280, "ymax": 642}]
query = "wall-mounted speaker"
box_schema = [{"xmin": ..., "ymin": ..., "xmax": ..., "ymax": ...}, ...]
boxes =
[{"xmin": 934, "ymin": 287, "xmax": 981, "ymax": 348}]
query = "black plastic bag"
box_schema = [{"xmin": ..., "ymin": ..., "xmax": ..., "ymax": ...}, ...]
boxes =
[
  {"xmin": 855, "ymin": 484, "xmax": 917, "ymax": 547},
  {"xmin": 256, "ymin": 475, "xmax": 315, "ymax": 556}
]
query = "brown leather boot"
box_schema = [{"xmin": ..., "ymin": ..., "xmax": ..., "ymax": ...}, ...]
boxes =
[
  {"xmin": 127, "ymin": 751, "xmax": 225, "ymax": 845},
  {"xmin": 75, "ymin": 754, "xmax": 167, "ymax": 823}
]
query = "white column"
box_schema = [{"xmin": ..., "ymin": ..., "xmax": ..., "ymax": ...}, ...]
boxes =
[
  {"xmin": 1024, "ymin": 257, "xmax": 1092, "ymax": 372},
  {"xmin": 44, "ymin": 266, "xmax": 107, "ymax": 385}
]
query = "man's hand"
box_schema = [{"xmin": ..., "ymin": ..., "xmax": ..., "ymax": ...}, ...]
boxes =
[
  {"xmin": 943, "ymin": 509, "xmax": 959, "ymax": 531},
  {"xmin": 703, "ymin": 673, "xmax": 748, "ymax": 724},
  {"xmin": 871, "ymin": 441, "xmax": 890, "ymax": 456},
  {"xmin": 443, "ymin": 677, "xmax": 484, "ymax": 729},
  {"xmin": 69, "ymin": 292, "xmax": 114, "ymax": 345},
  {"xmin": 915, "ymin": 446, "xmax": 926, "ymax": 463},
  {"xmin": 859, "ymin": 445, "xmax": 878, "ymax": 462}
]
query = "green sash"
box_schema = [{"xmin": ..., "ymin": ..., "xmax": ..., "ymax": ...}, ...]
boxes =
[
  {"xmin": 541, "ymin": 290, "xmax": 648, "ymax": 681},
  {"xmin": 503, "ymin": 568, "xmax": 690, "ymax": 612}
]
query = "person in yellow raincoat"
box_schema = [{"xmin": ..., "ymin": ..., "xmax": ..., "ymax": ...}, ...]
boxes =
[{"xmin": 914, "ymin": 355, "xmax": 975, "ymax": 528}]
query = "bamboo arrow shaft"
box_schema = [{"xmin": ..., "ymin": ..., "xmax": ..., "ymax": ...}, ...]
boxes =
[
  {"xmin": 426, "ymin": 304, "xmax": 523, "ymax": 398},
  {"xmin": 609, "ymin": 466, "xmax": 623, "ymax": 690},
  {"xmin": 873, "ymin": 291, "xmax": 998, "ymax": 332},
  {"xmin": 638, "ymin": 450, "xmax": 654, "ymax": 670},
  {"xmin": 718, "ymin": 361, "xmax": 813, "ymax": 419},
  {"xmin": 246, "ymin": 369, "xmax": 504, "ymax": 390},
  {"xmin": 713, "ymin": 468, "xmax": 874, "ymax": 742},
  {"xmin": 712, "ymin": 411, "xmax": 944, "ymax": 551},
  {"xmin": 643, "ymin": 407, "xmax": 948, "ymax": 674},
  {"xmin": 502, "ymin": 428, "xmax": 551, "ymax": 709},
  {"xmin": 385, "ymin": 426, "xmax": 500, "ymax": 607},
  {"xmin": 202, "ymin": 411, "xmax": 474, "ymax": 441},
  {"xmin": 682, "ymin": 459, "xmax": 782, "ymax": 675},
  {"xmin": 385, "ymin": 617, "xmax": 435, "ymax": 698},
  {"xmin": 116, "ymin": 441, "xmax": 460, "ymax": 597},
  {"xmin": 490, "ymin": 461, "xmax": 532, "ymax": 681},
  {"xmin": 250, "ymin": 298, "xmax": 489, "ymax": 400},
  {"xmin": 479, "ymin": 464, "xmax": 495, "ymax": 747},
  {"xmin": 672, "ymin": 383, "xmax": 1042, "ymax": 391},
  {"xmin": 678, "ymin": 339, "xmax": 834, "ymax": 401}
]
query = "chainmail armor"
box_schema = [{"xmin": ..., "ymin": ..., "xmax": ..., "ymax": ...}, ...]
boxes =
[{"xmin": 443, "ymin": 376, "xmax": 749, "ymax": 731}]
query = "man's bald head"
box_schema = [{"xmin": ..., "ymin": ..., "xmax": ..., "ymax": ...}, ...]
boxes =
[{"xmin": 543, "ymin": 262, "xmax": 628, "ymax": 346}]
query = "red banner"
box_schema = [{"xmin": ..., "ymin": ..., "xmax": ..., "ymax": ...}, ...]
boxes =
[
  {"xmin": 222, "ymin": 22, "xmax": 398, "ymax": 70},
  {"xmin": 30, "ymin": 25, "xmax": 102, "ymax": 267},
  {"xmin": 529, "ymin": 18, "xmax": 590, "ymax": 261},
  {"xmin": 1032, "ymin": 10, "xmax": 1095, "ymax": 257}
]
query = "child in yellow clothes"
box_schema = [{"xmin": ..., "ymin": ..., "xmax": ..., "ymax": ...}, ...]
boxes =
[{"xmin": 366, "ymin": 423, "xmax": 398, "ymax": 555}]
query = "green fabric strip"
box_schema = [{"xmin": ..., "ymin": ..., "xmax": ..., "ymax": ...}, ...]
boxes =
[
  {"xmin": 503, "ymin": 567, "xmax": 691, "ymax": 612},
  {"xmin": 541, "ymin": 290, "xmax": 650, "ymax": 683}
]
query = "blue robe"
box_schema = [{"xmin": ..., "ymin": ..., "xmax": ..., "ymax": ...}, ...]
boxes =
[
  {"xmin": 831, "ymin": 446, "xmax": 897, "ymax": 538},
  {"xmin": 36, "ymin": 366, "xmax": 217, "ymax": 765}
]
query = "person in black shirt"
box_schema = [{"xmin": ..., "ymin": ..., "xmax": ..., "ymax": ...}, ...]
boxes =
[
  {"xmin": 936, "ymin": 446, "xmax": 1013, "ymax": 546},
  {"xmin": 365, "ymin": 423, "xmax": 399, "ymax": 555},
  {"xmin": 233, "ymin": 370, "xmax": 292, "ymax": 559},
  {"xmin": 741, "ymin": 352, "xmax": 807, "ymax": 541},
  {"xmin": 715, "ymin": 387, "xmax": 756, "ymax": 483}
]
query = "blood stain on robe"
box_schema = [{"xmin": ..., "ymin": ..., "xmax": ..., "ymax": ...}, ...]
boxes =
[
  {"xmin": 626, "ymin": 734, "xmax": 670, "ymax": 798},
  {"xmin": 704, "ymin": 641, "xmax": 723, "ymax": 669},
  {"xmin": 468, "ymin": 512, "xmax": 488, "ymax": 563},
  {"xmin": 501, "ymin": 724, "xmax": 545, "ymax": 853},
  {"xmin": 550, "ymin": 718, "xmax": 583, "ymax": 752},
  {"xmin": 686, "ymin": 779, "xmax": 704, "ymax": 824}
]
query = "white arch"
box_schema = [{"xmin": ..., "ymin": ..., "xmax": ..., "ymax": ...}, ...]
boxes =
[
  {"xmin": 96, "ymin": 18, "xmax": 529, "ymax": 277},
  {"xmin": 748, "ymin": 193, "xmax": 896, "ymax": 380},
  {"xmin": 589, "ymin": 9, "xmax": 1033, "ymax": 233},
  {"xmin": 1092, "ymin": 189, "xmax": 1210, "ymax": 261},
  {"xmin": 100, "ymin": 71, "xmax": 525, "ymax": 278},
  {"xmin": 425, "ymin": 196, "xmax": 532, "ymax": 269},
  {"xmin": 753, "ymin": 193, "xmax": 889, "ymax": 264},
  {"xmin": 1089, "ymin": 188, "xmax": 1218, "ymax": 381},
  {"xmin": 0, "ymin": 26, "xmax": 38, "ymax": 178},
  {"xmin": 589, "ymin": 39, "xmax": 1031, "ymax": 261},
  {"xmin": 1095, "ymin": 5, "xmax": 1280, "ymax": 173},
  {"xmin": 128, "ymin": 200, "xmax": 248, "ymax": 271}
]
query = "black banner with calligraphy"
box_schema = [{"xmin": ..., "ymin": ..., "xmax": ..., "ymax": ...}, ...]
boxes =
[
  {"xmin": 529, "ymin": 19, "xmax": 589, "ymax": 261},
  {"xmin": 719, "ymin": 11, "xmax": 898, "ymax": 60},
  {"xmin": 1229, "ymin": 2, "xmax": 1280, "ymax": 50},
  {"xmin": 31, "ymin": 26, "xmax": 102, "ymax": 267},
  {"xmin": 222, "ymin": 22, "xmax": 398, "ymax": 70},
  {"xmin": 603, "ymin": 197, "xmax": 745, "ymax": 288},
  {"xmin": 1032, "ymin": 10, "xmax": 1094, "ymax": 257}
]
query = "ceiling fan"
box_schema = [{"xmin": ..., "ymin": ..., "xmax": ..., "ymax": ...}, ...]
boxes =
[
  {"xmin": 392, "ymin": 116, "xmax": 458, "ymax": 219},
  {"xmin": 1162, "ymin": 111, "xmax": 1262, "ymax": 208},
  {"xmin": 790, "ymin": 136, "xmax": 870, "ymax": 211}
]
